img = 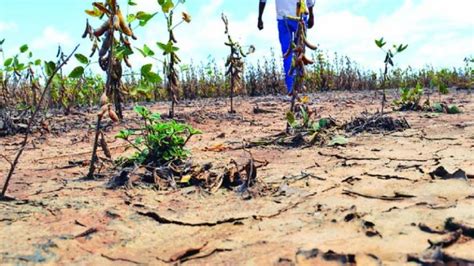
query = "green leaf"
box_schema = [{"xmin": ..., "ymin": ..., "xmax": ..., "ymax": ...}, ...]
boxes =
[
  {"xmin": 397, "ymin": 44, "xmax": 408, "ymax": 53},
  {"xmin": 141, "ymin": 64, "xmax": 161, "ymax": 83},
  {"xmin": 432, "ymin": 102, "xmax": 444, "ymax": 113},
  {"xmin": 3, "ymin": 57, "xmax": 13, "ymax": 67},
  {"xmin": 75, "ymin": 53, "xmax": 89, "ymax": 64},
  {"xmin": 150, "ymin": 113, "xmax": 162, "ymax": 121},
  {"xmin": 286, "ymin": 111, "xmax": 296, "ymax": 127},
  {"xmin": 146, "ymin": 72, "xmax": 162, "ymax": 83},
  {"xmin": 447, "ymin": 105, "xmax": 461, "ymax": 114},
  {"xmin": 160, "ymin": 0, "xmax": 175, "ymax": 13},
  {"xmin": 128, "ymin": 0, "xmax": 137, "ymax": 6},
  {"xmin": 137, "ymin": 44, "xmax": 155, "ymax": 57},
  {"xmin": 375, "ymin": 38, "xmax": 386, "ymax": 48},
  {"xmin": 44, "ymin": 61, "xmax": 56, "ymax": 77},
  {"xmin": 34, "ymin": 59, "xmax": 42, "ymax": 66},
  {"xmin": 187, "ymin": 126, "xmax": 201, "ymax": 135},
  {"xmin": 134, "ymin": 105, "xmax": 151, "ymax": 118},
  {"xmin": 0, "ymin": 39, "xmax": 5, "ymax": 45},
  {"xmin": 141, "ymin": 64, "xmax": 153, "ymax": 75},
  {"xmin": 156, "ymin": 41, "xmax": 179, "ymax": 55},
  {"xmin": 116, "ymin": 45, "xmax": 134, "ymax": 60},
  {"xmin": 318, "ymin": 118, "xmax": 330, "ymax": 129},
  {"xmin": 136, "ymin": 11, "xmax": 157, "ymax": 27},
  {"xmin": 127, "ymin": 14, "xmax": 137, "ymax": 23},
  {"xmin": 116, "ymin": 129, "xmax": 134, "ymax": 140},
  {"xmin": 328, "ymin": 135, "xmax": 349, "ymax": 146},
  {"xmin": 15, "ymin": 63, "xmax": 26, "ymax": 71},
  {"xmin": 69, "ymin": 66, "xmax": 84, "ymax": 78},
  {"xmin": 19, "ymin": 44, "xmax": 29, "ymax": 53}
]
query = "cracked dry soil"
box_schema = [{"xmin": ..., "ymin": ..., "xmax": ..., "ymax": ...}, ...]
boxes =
[{"xmin": 1, "ymin": 90, "xmax": 473, "ymax": 265}]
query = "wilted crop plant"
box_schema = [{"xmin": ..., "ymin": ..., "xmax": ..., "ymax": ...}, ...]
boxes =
[
  {"xmin": 222, "ymin": 13, "xmax": 254, "ymax": 113},
  {"xmin": 157, "ymin": 1, "xmax": 191, "ymax": 118},
  {"xmin": 135, "ymin": 1, "xmax": 191, "ymax": 117},
  {"xmin": 375, "ymin": 37, "xmax": 408, "ymax": 114},
  {"xmin": 134, "ymin": 0, "xmax": 191, "ymax": 118},
  {"xmin": 82, "ymin": 0, "xmax": 151, "ymax": 120},
  {"xmin": 287, "ymin": 2, "xmax": 317, "ymax": 109},
  {"xmin": 82, "ymin": 0, "xmax": 154, "ymax": 178},
  {"xmin": 283, "ymin": 0, "xmax": 317, "ymax": 129}
]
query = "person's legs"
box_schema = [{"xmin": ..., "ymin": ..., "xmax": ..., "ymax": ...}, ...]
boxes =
[{"xmin": 278, "ymin": 19, "xmax": 297, "ymax": 94}]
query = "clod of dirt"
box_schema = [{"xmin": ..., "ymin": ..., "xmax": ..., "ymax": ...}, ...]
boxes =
[
  {"xmin": 445, "ymin": 217, "xmax": 474, "ymax": 238},
  {"xmin": 106, "ymin": 167, "xmax": 133, "ymax": 189},
  {"xmin": 407, "ymin": 246, "xmax": 474, "ymax": 265},
  {"xmin": 296, "ymin": 248, "xmax": 356, "ymax": 265},
  {"xmin": 429, "ymin": 166, "xmax": 472, "ymax": 180},
  {"xmin": 344, "ymin": 111, "xmax": 410, "ymax": 135},
  {"xmin": 409, "ymin": 216, "xmax": 474, "ymax": 264},
  {"xmin": 253, "ymin": 104, "xmax": 275, "ymax": 114}
]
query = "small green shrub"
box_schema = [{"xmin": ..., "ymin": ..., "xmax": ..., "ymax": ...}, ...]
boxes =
[
  {"xmin": 394, "ymin": 83, "xmax": 424, "ymax": 109},
  {"xmin": 116, "ymin": 106, "xmax": 201, "ymax": 166},
  {"xmin": 286, "ymin": 106, "xmax": 333, "ymax": 135}
]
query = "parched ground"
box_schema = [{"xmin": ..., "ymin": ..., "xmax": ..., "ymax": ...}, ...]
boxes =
[{"xmin": 1, "ymin": 90, "xmax": 473, "ymax": 265}]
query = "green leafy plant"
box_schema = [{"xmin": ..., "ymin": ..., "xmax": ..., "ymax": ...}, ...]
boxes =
[
  {"xmin": 116, "ymin": 105, "xmax": 201, "ymax": 166},
  {"xmin": 2, "ymin": 43, "xmax": 43, "ymax": 108},
  {"xmin": 431, "ymin": 102, "xmax": 462, "ymax": 114},
  {"xmin": 394, "ymin": 82, "xmax": 424, "ymax": 110},
  {"xmin": 287, "ymin": 106, "xmax": 332, "ymax": 134},
  {"xmin": 375, "ymin": 37, "xmax": 408, "ymax": 114},
  {"xmin": 222, "ymin": 13, "xmax": 254, "ymax": 113},
  {"xmin": 394, "ymin": 82, "xmax": 462, "ymax": 114},
  {"xmin": 285, "ymin": 105, "xmax": 342, "ymax": 146},
  {"xmin": 283, "ymin": 1, "xmax": 317, "ymax": 132}
]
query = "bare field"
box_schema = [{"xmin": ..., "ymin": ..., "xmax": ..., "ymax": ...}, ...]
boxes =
[{"xmin": 1, "ymin": 90, "xmax": 473, "ymax": 265}]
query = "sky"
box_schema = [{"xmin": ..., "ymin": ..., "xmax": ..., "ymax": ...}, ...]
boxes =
[{"xmin": 0, "ymin": 0, "xmax": 473, "ymax": 74}]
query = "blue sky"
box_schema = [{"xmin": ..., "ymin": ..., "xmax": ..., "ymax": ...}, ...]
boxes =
[{"xmin": 1, "ymin": 0, "xmax": 473, "ymax": 73}]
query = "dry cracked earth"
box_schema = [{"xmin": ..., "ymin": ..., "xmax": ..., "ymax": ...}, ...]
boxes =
[{"xmin": 1, "ymin": 90, "xmax": 473, "ymax": 265}]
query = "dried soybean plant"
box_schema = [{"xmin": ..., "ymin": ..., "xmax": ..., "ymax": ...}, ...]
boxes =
[
  {"xmin": 82, "ymin": 0, "xmax": 139, "ymax": 120},
  {"xmin": 157, "ymin": 2, "xmax": 191, "ymax": 118},
  {"xmin": 82, "ymin": 0, "xmax": 138, "ymax": 179},
  {"xmin": 86, "ymin": 93, "xmax": 119, "ymax": 180},
  {"xmin": 284, "ymin": 0, "xmax": 317, "ymax": 126},
  {"xmin": 222, "ymin": 13, "xmax": 255, "ymax": 113}
]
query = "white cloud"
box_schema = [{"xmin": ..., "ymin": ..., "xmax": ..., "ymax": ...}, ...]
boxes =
[
  {"xmin": 310, "ymin": 0, "xmax": 474, "ymax": 69},
  {"xmin": 31, "ymin": 26, "xmax": 73, "ymax": 50},
  {"xmin": 128, "ymin": 0, "xmax": 473, "ymax": 72},
  {"xmin": 126, "ymin": 0, "xmax": 281, "ymax": 72},
  {"xmin": 30, "ymin": 0, "xmax": 466, "ymax": 75},
  {"xmin": 0, "ymin": 21, "xmax": 17, "ymax": 33}
]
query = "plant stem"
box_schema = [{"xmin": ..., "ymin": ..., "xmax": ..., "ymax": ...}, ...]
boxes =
[
  {"xmin": 87, "ymin": 115, "xmax": 102, "ymax": 179},
  {"xmin": 381, "ymin": 62, "xmax": 388, "ymax": 115},
  {"xmin": 230, "ymin": 74, "xmax": 235, "ymax": 113}
]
